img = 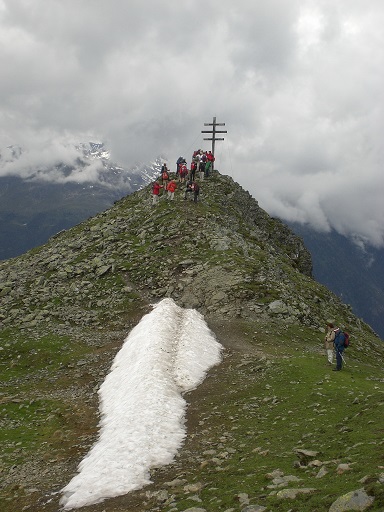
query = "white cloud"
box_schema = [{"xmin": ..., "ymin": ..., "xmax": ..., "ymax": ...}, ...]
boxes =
[{"xmin": 0, "ymin": 0, "xmax": 383, "ymax": 247}]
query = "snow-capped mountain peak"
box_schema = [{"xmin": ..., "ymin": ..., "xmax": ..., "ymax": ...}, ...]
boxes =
[{"xmin": 0, "ymin": 141, "xmax": 166, "ymax": 191}]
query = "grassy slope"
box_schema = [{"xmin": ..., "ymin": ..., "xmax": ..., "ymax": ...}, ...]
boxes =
[{"xmin": 1, "ymin": 319, "xmax": 383, "ymax": 512}]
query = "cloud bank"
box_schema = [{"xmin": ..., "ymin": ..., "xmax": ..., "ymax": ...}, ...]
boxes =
[{"xmin": 0, "ymin": 0, "xmax": 383, "ymax": 247}]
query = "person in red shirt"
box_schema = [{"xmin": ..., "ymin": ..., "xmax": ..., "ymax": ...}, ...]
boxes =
[
  {"xmin": 205, "ymin": 151, "xmax": 215, "ymax": 177},
  {"xmin": 152, "ymin": 181, "xmax": 163, "ymax": 205},
  {"xmin": 166, "ymin": 179, "xmax": 177, "ymax": 200},
  {"xmin": 179, "ymin": 163, "xmax": 188, "ymax": 183}
]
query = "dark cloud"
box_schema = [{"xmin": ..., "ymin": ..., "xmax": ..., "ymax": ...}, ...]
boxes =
[{"xmin": 0, "ymin": 0, "xmax": 383, "ymax": 247}]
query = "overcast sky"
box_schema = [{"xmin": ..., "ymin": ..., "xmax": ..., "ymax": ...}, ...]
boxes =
[{"xmin": 0, "ymin": 0, "xmax": 383, "ymax": 248}]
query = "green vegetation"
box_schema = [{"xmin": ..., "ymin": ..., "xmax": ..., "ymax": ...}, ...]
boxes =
[
  {"xmin": 0, "ymin": 331, "xmax": 89, "ymax": 382},
  {"xmin": 151, "ymin": 322, "xmax": 384, "ymax": 511}
]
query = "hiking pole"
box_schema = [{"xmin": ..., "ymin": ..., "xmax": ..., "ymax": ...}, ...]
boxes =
[{"xmin": 341, "ymin": 352, "xmax": 347, "ymax": 366}]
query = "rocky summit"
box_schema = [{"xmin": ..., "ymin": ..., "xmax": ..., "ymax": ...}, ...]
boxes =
[{"xmin": 1, "ymin": 171, "xmax": 383, "ymax": 512}]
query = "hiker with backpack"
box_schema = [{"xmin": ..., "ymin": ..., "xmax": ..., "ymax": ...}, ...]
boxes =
[
  {"xmin": 161, "ymin": 165, "xmax": 170, "ymax": 189},
  {"xmin": 176, "ymin": 156, "xmax": 185, "ymax": 176},
  {"xmin": 324, "ymin": 322, "xmax": 335, "ymax": 365},
  {"xmin": 179, "ymin": 162, "xmax": 188, "ymax": 183},
  {"xmin": 332, "ymin": 326, "xmax": 350, "ymax": 371}
]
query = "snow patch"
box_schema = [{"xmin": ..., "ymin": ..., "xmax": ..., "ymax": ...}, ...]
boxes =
[{"xmin": 60, "ymin": 298, "xmax": 222, "ymax": 509}]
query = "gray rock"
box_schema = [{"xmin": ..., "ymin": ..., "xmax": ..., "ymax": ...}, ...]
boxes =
[
  {"xmin": 95, "ymin": 265, "xmax": 112, "ymax": 277},
  {"xmin": 276, "ymin": 488, "xmax": 317, "ymax": 499},
  {"xmin": 237, "ymin": 492, "xmax": 249, "ymax": 505},
  {"xmin": 209, "ymin": 237, "xmax": 230, "ymax": 251},
  {"xmin": 328, "ymin": 488, "xmax": 374, "ymax": 511},
  {"xmin": 163, "ymin": 478, "xmax": 187, "ymax": 488},
  {"xmin": 181, "ymin": 508, "xmax": 206, "ymax": 512},
  {"xmin": 268, "ymin": 300, "xmax": 289, "ymax": 314},
  {"xmin": 316, "ymin": 466, "xmax": 328, "ymax": 478},
  {"xmin": 183, "ymin": 482, "xmax": 204, "ymax": 493},
  {"xmin": 268, "ymin": 474, "xmax": 301, "ymax": 488},
  {"xmin": 0, "ymin": 287, "xmax": 11, "ymax": 297},
  {"xmin": 179, "ymin": 260, "xmax": 195, "ymax": 267}
]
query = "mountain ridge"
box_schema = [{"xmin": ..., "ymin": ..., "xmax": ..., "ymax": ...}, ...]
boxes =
[
  {"xmin": 2, "ymin": 144, "xmax": 384, "ymax": 340},
  {"xmin": 1, "ymin": 171, "xmax": 383, "ymax": 511}
]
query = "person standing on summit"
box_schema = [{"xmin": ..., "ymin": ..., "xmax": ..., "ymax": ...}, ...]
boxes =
[{"xmin": 205, "ymin": 151, "xmax": 215, "ymax": 178}]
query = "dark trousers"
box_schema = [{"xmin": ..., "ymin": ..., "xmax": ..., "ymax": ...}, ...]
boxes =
[{"xmin": 336, "ymin": 349, "xmax": 343, "ymax": 370}]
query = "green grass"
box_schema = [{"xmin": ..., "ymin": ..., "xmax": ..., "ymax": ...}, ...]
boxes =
[
  {"xmin": 0, "ymin": 331, "xmax": 89, "ymax": 382},
  {"xmin": 150, "ymin": 323, "xmax": 384, "ymax": 512},
  {"xmin": 1, "ymin": 319, "xmax": 383, "ymax": 512},
  {"xmin": 0, "ymin": 398, "xmax": 69, "ymax": 464}
]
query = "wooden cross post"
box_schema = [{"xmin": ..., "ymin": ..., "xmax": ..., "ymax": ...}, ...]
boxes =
[{"xmin": 201, "ymin": 116, "xmax": 227, "ymax": 159}]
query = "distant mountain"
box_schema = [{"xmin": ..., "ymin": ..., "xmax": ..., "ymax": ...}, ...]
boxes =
[
  {"xmin": 288, "ymin": 222, "xmax": 384, "ymax": 339},
  {"xmin": 0, "ymin": 142, "xmax": 163, "ymax": 260}
]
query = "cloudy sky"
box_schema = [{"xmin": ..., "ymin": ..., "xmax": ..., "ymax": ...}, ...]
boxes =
[{"xmin": 0, "ymin": 0, "xmax": 383, "ymax": 247}]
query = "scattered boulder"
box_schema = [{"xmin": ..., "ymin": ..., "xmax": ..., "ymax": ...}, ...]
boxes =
[
  {"xmin": 337, "ymin": 463, "xmax": 353, "ymax": 475},
  {"xmin": 181, "ymin": 508, "xmax": 206, "ymax": 512},
  {"xmin": 294, "ymin": 448, "xmax": 320, "ymax": 466},
  {"xmin": 316, "ymin": 466, "xmax": 329, "ymax": 478},
  {"xmin": 276, "ymin": 487, "xmax": 317, "ymax": 499},
  {"xmin": 328, "ymin": 488, "xmax": 374, "ymax": 512},
  {"xmin": 268, "ymin": 300, "xmax": 289, "ymax": 315},
  {"xmin": 241, "ymin": 506, "xmax": 267, "ymax": 512}
]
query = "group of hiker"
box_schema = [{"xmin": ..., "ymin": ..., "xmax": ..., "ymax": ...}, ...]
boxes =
[
  {"xmin": 178, "ymin": 149, "xmax": 215, "ymax": 180},
  {"xmin": 324, "ymin": 322, "xmax": 350, "ymax": 371},
  {"xmin": 152, "ymin": 149, "xmax": 215, "ymax": 205}
]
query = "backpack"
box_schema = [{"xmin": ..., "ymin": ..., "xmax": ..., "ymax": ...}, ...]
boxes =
[{"xmin": 335, "ymin": 330, "xmax": 349, "ymax": 348}]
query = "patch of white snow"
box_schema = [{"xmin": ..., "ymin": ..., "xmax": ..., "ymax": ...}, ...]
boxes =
[{"xmin": 60, "ymin": 298, "xmax": 222, "ymax": 509}]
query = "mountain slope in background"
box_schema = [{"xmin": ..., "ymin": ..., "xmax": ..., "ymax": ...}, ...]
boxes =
[
  {"xmin": 0, "ymin": 142, "xmax": 162, "ymax": 260},
  {"xmin": 288, "ymin": 222, "xmax": 384, "ymax": 339}
]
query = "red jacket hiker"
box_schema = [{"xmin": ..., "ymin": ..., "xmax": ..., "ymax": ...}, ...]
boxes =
[
  {"xmin": 153, "ymin": 182, "xmax": 162, "ymax": 195},
  {"xmin": 167, "ymin": 180, "xmax": 177, "ymax": 193}
]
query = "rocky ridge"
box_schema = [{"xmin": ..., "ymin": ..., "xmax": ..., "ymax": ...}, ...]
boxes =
[
  {"xmin": 0, "ymin": 171, "xmax": 383, "ymax": 512},
  {"xmin": 0, "ymin": 172, "xmax": 361, "ymax": 333}
]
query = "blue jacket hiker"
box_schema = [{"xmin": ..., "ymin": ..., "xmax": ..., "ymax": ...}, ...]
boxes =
[{"xmin": 333, "ymin": 327, "xmax": 345, "ymax": 371}]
